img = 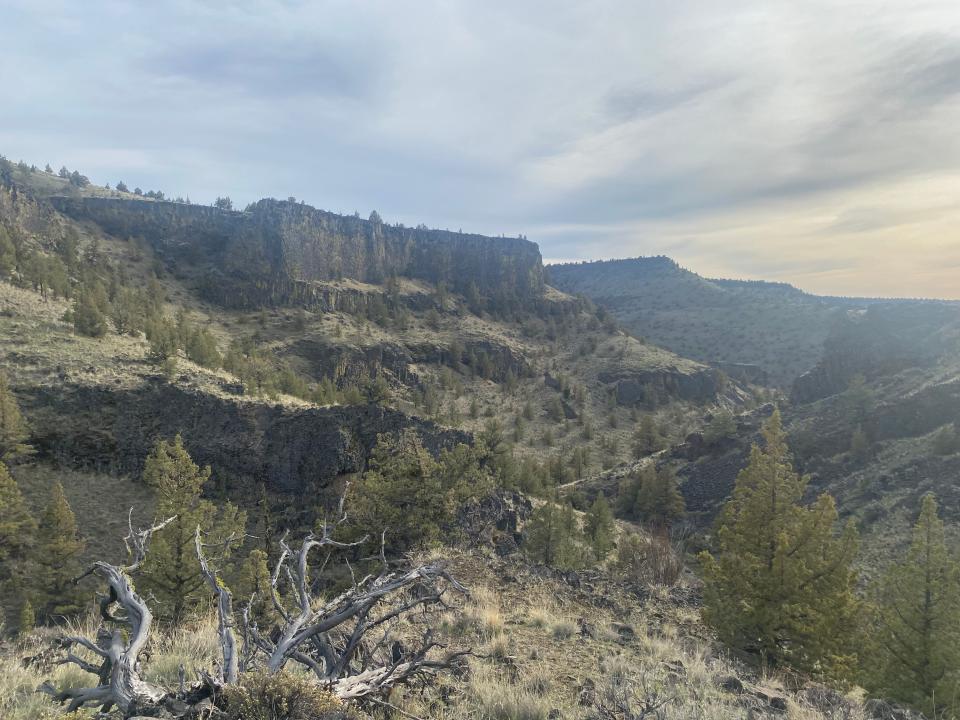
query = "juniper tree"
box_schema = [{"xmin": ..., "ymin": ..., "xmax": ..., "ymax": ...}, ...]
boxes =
[
  {"xmin": 699, "ymin": 409, "xmax": 860, "ymax": 679},
  {"xmin": 72, "ymin": 285, "xmax": 109, "ymax": 338},
  {"xmin": 632, "ymin": 415, "xmax": 664, "ymax": 458},
  {"xmin": 867, "ymin": 494, "xmax": 960, "ymax": 716},
  {"xmin": 0, "ymin": 372, "xmax": 30, "ymax": 461},
  {"xmin": 32, "ymin": 481, "xmax": 85, "ymax": 621},
  {"xmin": 232, "ymin": 547, "xmax": 276, "ymax": 627},
  {"xmin": 0, "ymin": 225, "xmax": 14, "ymax": 277},
  {"xmin": 703, "ymin": 409, "xmax": 736, "ymax": 446},
  {"xmin": 0, "ymin": 462, "xmax": 35, "ymax": 566},
  {"xmin": 139, "ymin": 435, "xmax": 246, "ymax": 621},
  {"xmin": 348, "ymin": 430, "xmax": 446, "ymax": 555},
  {"xmin": 635, "ymin": 467, "xmax": 685, "ymax": 528},
  {"xmin": 525, "ymin": 498, "xmax": 583, "ymax": 570},
  {"xmin": 617, "ymin": 465, "xmax": 685, "ymax": 528},
  {"xmin": 584, "ymin": 494, "xmax": 616, "ymax": 560}
]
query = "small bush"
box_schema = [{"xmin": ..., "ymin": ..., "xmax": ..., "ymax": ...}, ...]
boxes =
[
  {"xmin": 225, "ymin": 672, "xmax": 355, "ymax": 720},
  {"xmin": 467, "ymin": 669, "xmax": 552, "ymax": 720},
  {"xmin": 551, "ymin": 619, "xmax": 576, "ymax": 640}
]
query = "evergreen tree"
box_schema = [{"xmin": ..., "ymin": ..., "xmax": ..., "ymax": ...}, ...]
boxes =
[
  {"xmin": 584, "ymin": 494, "xmax": 616, "ymax": 560},
  {"xmin": 146, "ymin": 314, "xmax": 179, "ymax": 364},
  {"xmin": 617, "ymin": 465, "xmax": 685, "ymax": 527},
  {"xmin": 18, "ymin": 598, "xmax": 34, "ymax": 634},
  {"xmin": 867, "ymin": 495, "xmax": 960, "ymax": 716},
  {"xmin": 139, "ymin": 435, "xmax": 246, "ymax": 620},
  {"xmin": 110, "ymin": 287, "xmax": 145, "ymax": 335},
  {"xmin": 931, "ymin": 423, "xmax": 960, "ymax": 456},
  {"xmin": 32, "ymin": 481, "xmax": 85, "ymax": 621},
  {"xmin": 348, "ymin": 430, "xmax": 445, "ymax": 555},
  {"xmin": 704, "ymin": 409, "xmax": 736, "ymax": 446},
  {"xmin": 524, "ymin": 499, "xmax": 583, "ymax": 570},
  {"xmin": 0, "ymin": 225, "xmax": 15, "ymax": 278},
  {"xmin": 0, "ymin": 462, "xmax": 35, "ymax": 566},
  {"xmin": 634, "ymin": 466, "xmax": 685, "ymax": 527},
  {"xmin": 699, "ymin": 409, "xmax": 860, "ymax": 679},
  {"xmin": 632, "ymin": 415, "xmax": 664, "ymax": 458},
  {"xmin": 0, "ymin": 372, "xmax": 31, "ymax": 461},
  {"xmin": 72, "ymin": 286, "xmax": 109, "ymax": 338},
  {"xmin": 233, "ymin": 547, "xmax": 276, "ymax": 628},
  {"xmin": 185, "ymin": 327, "xmax": 222, "ymax": 369}
]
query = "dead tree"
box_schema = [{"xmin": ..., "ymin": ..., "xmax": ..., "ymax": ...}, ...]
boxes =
[
  {"xmin": 41, "ymin": 512, "xmax": 176, "ymax": 715},
  {"xmin": 43, "ymin": 500, "xmax": 470, "ymax": 717},
  {"xmin": 195, "ymin": 524, "xmax": 240, "ymax": 685},
  {"xmin": 237, "ymin": 510, "xmax": 471, "ymax": 698}
]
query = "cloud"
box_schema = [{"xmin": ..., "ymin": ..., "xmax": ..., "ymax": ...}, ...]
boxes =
[{"xmin": 2, "ymin": 0, "xmax": 960, "ymax": 297}]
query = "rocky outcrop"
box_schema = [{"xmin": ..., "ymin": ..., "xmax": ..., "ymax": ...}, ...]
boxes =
[
  {"xmin": 456, "ymin": 490, "xmax": 532, "ymax": 556},
  {"xmin": 49, "ymin": 196, "xmax": 544, "ymax": 310},
  {"xmin": 792, "ymin": 303, "xmax": 959, "ymax": 404},
  {"xmin": 19, "ymin": 379, "xmax": 468, "ymax": 501},
  {"xmin": 709, "ymin": 361, "xmax": 769, "ymax": 386},
  {"xmin": 409, "ymin": 339, "xmax": 534, "ymax": 383},
  {"xmin": 598, "ymin": 366, "xmax": 719, "ymax": 407}
]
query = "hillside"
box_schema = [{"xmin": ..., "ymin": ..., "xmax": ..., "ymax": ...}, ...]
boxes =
[
  {"xmin": 1, "ymin": 155, "xmax": 954, "ymax": 720},
  {"xmin": 0, "ymin": 159, "xmax": 738, "ymax": 530},
  {"xmin": 546, "ymin": 257, "xmax": 947, "ymax": 387}
]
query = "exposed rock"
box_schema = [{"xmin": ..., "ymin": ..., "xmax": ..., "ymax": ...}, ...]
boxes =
[
  {"xmin": 456, "ymin": 490, "xmax": 532, "ymax": 555},
  {"xmin": 710, "ymin": 361, "xmax": 770, "ymax": 386},
  {"xmin": 863, "ymin": 698, "xmax": 928, "ymax": 720},
  {"xmin": 718, "ymin": 675, "xmax": 744, "ymax": 695},
  {"xmin": 20, "ymin": 379, "xmax": 467, "ymax": 507},
  {"xmin": 598, "ymin": 366, "xmax": 719, "ymax": 407},
  {"xmin": 50, "ymin": 196, "xmax": 544, "ymax": 310}
]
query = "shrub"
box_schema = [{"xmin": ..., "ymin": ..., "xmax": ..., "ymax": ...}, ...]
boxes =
[
  {"xmin": 551, "ymin": 619, "xmax": 576, "ymax": 640},
  {"xmin": 225, "ymin": 672, "xmax": 355, "ymax": 720},
  {"xmin": 615, "ymin": 529, "xmax": 685, "ymax": 587}
]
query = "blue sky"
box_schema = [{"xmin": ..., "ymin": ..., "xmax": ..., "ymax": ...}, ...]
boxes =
[{"xmin": 3, "ymin": 1, "xmax": 960, "ymax": 298}]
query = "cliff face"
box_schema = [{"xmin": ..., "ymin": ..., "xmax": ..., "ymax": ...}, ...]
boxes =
[
  {"xmin": 19, "ymin": 379, "xmax": 468, "ymax": 501},
  {"xmin": 50, "ymin": 196, "xmax": 544, "ymax": 309},
  {"xmin": 791, "ymin": 303, "xmax": 960, "ymax": 404}
]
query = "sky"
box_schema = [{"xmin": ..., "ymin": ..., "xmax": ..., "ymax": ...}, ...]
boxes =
[{"xmin": 2, "ymin": 1, "xmax": 960, "ymax": 299}]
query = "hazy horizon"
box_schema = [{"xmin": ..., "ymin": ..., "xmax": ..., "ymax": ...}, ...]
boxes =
[{"xmin": 3, "ymin": 1, "xmax": 960, "ymax": 299}]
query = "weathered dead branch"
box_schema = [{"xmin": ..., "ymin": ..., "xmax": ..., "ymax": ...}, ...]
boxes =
[{"xmin": 41, "ymin": 511, "xmax": 176, "ymax": 714}]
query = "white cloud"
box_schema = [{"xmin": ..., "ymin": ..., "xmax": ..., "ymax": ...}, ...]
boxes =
[{"xmin": 2, "ymin": 0, "xmax": 960, "ymax": 297}]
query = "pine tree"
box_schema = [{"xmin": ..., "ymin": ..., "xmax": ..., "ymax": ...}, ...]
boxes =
[
  {"xmin": 704, "ymin": 409, "xmax": 736, "ymax": 446},
  {"xmin": 72, "ymin": 286, "xmax": 109, "ymax": 337},
  {"xmin": 524, "ymin": 499, "xmax": 583, "ymax": 570},
  {"xmin": 632, "ymin": 415, "xmax": 664, "ymax": 458},
  {"xmin": 699, "ymin": 409, "xmax": 860, "ymax": 679},
  {"xmin": 233, "ymin": 548, "xmax": 276, "ymax": 628},
  {"xmin": 617, "ymin": 465, "xmax": 685, "ymax": 527},
  {"xmin": 584, "ymin": 494, "xmax": 616, "ymax": 560},
  {"xmin": 867, "ymin": 495, "xmax": 960, "ymax": 715},
  {"xmin": 139, "ymin": 435, "xmax": 246, "ymax": 621},
  {"xmin": 32, "ymin": 481, "xmax": 85, "ymax": 621},
  {"xmin": 348, "ymin": 430, "xmax": 445, "ymax": 555},
  {"xmin": 0, "ymin": 462, "xmax": 35, "ymax": 566},
  {"xmin": 0, "ymin": 225, "xmax": 15, "ymax": 278},
  {"xmin": 0, "ymin": 372, "xmax": 30, "ymax": 460},
  {"xmin": 634, "ymin": 467, "xmax": 685, "ymax": 528},
  {"xmin": 0, "ymin": 462, "xmax": 36, "ymax": 624},
  {"xmin": 18, "ymin": 597, "xmax": 34, "ymax": 635}
]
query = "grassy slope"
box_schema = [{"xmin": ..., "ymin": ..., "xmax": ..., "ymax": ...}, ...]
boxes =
[
  {"xmin": 0, "ymin": 545, "xmax": 877, "ymax": 720},
  {"xmin": 547, "ymin": 258, "xmax": 846, "ymax": 387}
]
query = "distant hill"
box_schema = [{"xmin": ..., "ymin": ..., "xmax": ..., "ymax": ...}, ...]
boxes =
[{"xmin": 548, "ymin": 257, "xmax": 891, "ymax": 386}]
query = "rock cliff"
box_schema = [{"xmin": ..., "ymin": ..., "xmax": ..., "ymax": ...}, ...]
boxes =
[
  {"xmin": 19, "ymin": 378, "xmax": 468, "ymax": 502},
  {"xmin": 50, "ymin": 196, "xmax": 544, "ymax": 310}
]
